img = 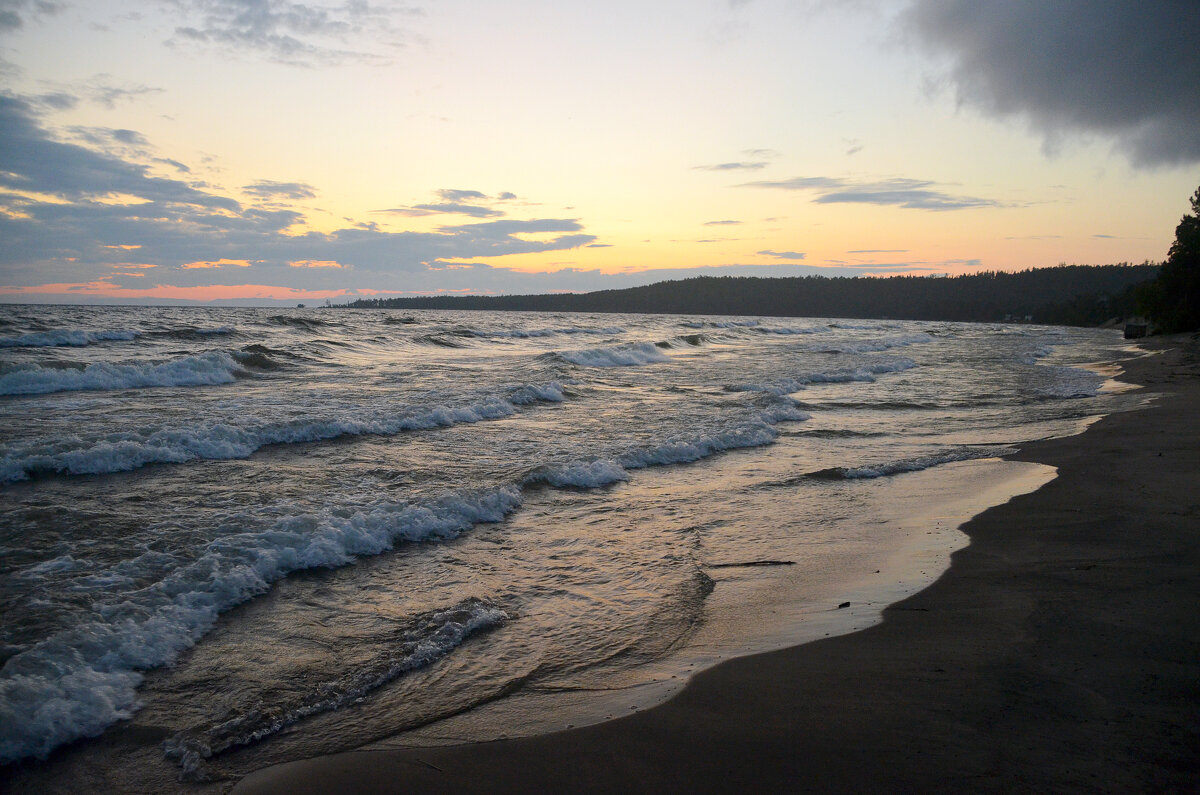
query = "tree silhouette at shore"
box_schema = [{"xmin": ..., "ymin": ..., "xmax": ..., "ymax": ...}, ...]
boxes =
[{"xmin": 1140, "ymin": 185, "xmax": 1200, "ymax": 332}]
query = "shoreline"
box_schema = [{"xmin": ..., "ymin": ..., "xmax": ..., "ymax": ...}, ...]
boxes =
[
  {"xmin": 236, "ymin": 334, "xmax": 1200, "ymax": 793},
  {"xmin": 354, "ymin": 457, "xmax": 1057, "ymax": 753}
]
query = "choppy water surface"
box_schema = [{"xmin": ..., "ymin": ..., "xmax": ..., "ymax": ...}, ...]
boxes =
[{"xmin": 0, "ymin": 305, "xmax": 1139, "ymax": 791}]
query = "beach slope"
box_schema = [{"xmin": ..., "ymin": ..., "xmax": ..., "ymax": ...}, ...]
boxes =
[{"xmin": 237, "ymin": 335, "xmax": 1200, "ymax": 794}]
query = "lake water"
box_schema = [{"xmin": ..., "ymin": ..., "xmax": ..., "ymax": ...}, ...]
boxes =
[{"xmin": 0, "ymin": 305, "xmax": 1140, "ymax": 791}]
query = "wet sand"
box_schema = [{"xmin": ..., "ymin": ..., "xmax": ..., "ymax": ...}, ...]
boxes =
[{"xmin": 236, "ymin": 334, "xmax": 1200, "ymax": 794}]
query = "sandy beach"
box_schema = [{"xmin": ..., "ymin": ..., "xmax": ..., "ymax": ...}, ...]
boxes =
[{"xmin": 235, "ymin": 333, "xmax": 1200, "ymax": 794}]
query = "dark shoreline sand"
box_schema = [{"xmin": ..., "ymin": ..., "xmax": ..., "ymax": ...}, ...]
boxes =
[{"xmin": 237, "ymin": 335, "xmax": 1200, "ymax": 794}]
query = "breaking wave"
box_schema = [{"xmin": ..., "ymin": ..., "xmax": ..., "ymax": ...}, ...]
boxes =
[
  {"xmin": 729, "ymin": 358, "xmax": 917, "ymax": 396},
  {"xmin": 470, "ymin": 326, "xmax": 624, "ymax": 339},
  {"xmin": 162, "ymin": 598, "xmax": 507, "ymax": 773},
  {"xmin": 806, "ymin": 446, "xmax": 1011, "ymax": 480},
  {"xmin": 0, "ymin": 406, "xmax": 806, "ymax": 765},
  {"xmin": 0, "ymin": 382, "xmax": 568, "ymax": 482},
  {"xmin": 555, "ymin": 342, "xmax": 672, "ymax": 367},
  {"xmin": 815, "ymin": 333, "xmax": 933, "ymax": 354},
  {"xmin": 0, "ymin": 329, "xmax": 139, "ymax": 348},
  {"xmin": 0, "ymin": 489, "xmax": 522, "ymax": 765},
  {"xmin": 0, "ymin": 351, "xmax": 251, "ymax": 396},
  {"xmin": 524, "ymin": 407, "xmax": 808, "ymax": 489}
]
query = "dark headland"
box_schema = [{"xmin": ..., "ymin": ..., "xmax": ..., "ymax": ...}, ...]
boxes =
[
  {"xmin": 236, "ymin": 333, "xmax": 1200, "ymax": 794},
  {"xmin": 342, "ymin": 264, "xmax": 1159, "ymax": 327}
]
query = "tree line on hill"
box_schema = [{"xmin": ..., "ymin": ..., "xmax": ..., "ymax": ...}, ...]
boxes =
[{"xmin": 342, "ymin": 263, "xmax": 1160, "ymax": 326}]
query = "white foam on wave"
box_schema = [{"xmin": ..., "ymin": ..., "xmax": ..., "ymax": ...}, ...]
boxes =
[
  {"xmin": 0, "ymin": 382, "xmax": 568, "ymax": 483},
  {"xmin": 162, "ymin": 597, "xmax": 508, "ymax": 773},
  {"xmin": 0, "ymin": 488, "xmax": 523, "ymax": 765},
  {"xmin": 0, "ymin": 351, "xmax": 244, "ymax": 396},
  {"xmin": 508, "ymin": 381, "xmax": 568, "ymax": 404},
  {"xmin": 731, "ymin": 358, "xmax": 917, "ymax": 396},
  {"xmin": 816, "ymin": 333, "xmax": 933, "ymax": 354},
  {"xmin": 754, "ymin": 325, "xmax": 824, "ymax": 335},
  {"xmin": 472, "ymin": 326, "xmax": 624, "ymax": 339},
  {"xmin": 758, "ymin": 403, "xmax": 813, "ymax": 424},
  {"xmin": 816, "ymin": 446, "xmax": 1011, "ymax": 479},
  {"xmin": 1031, "ymin": 366, "xmax": 1104, "ymax": 400},
  {"xmin": 1019, "ymin": 344, "xmax": 1056, "ymax": 365},
  {"xmin": 619, "ymin": 424, "xmax": 781, "ymax": 469},
  {"xmin": 525, "ymin": 405, "xmax": 808, "ymax": 489},
  {"xmin": 0, "ymin": 329, "xmax": 139, "ymax": 348},
  {"xmin": 0, "ymin": 381, "xmax": 814, "ymax": 764},
  {"xmin": 557, "ymin": 342, "xmax": 671, "ymax": 367},
  {"xmin": 527, "ymin": 458, "xmax": 630, "ymax": 488}
]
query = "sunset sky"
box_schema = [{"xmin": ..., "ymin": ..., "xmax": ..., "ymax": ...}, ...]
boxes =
[{"xmin": 1, "ymin": 0, "xmax": 1198, "ymax": 304}]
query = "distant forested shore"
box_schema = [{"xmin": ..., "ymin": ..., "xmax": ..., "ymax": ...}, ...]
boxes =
[{"xmin": 341, "ymin": 263, "xmax": 1160, "ymax": 326}]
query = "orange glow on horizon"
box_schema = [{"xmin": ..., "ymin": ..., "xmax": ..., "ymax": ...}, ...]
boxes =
[{"xmin": 0, "ymin": 281, "xmax": 355, "ymax": 301}]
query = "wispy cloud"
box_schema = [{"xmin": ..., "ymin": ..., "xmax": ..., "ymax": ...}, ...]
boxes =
[
  {"xmin": 167, "ymin": 0, "xmax": 423, "ymax": 67},
  {"xmin": 702, "ymin": 219, "xmax": 741, "ymax": 226},
  {"xmin": 847, "ymin": 248, "xmax": 908, "ymax": 253},
  {"xmin": 376, "ymin": 188, "xmax": 514, "ymax": 218},
  {"xmin": 694, "ymin": 161, "xmax": 769, "ymax": 171},
  {"xmin": 0, "ymin": 0, "xmax": 63, "ymax": 33},
  {"xmin": 758, "ymin": 249, "xmax": 806, "ymax": 260},
  {"xmin": 740, "ymin": 175, "xmax": 1002, "ymax": 211},
  {"xmin": 86, "ymin": 76, "xmax": 163, "ymax": 109},
  {"xmin": 242, "ymin": 180, "xmax": 317, "ymax": 200}
]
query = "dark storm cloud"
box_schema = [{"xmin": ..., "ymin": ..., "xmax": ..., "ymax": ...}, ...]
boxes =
[
  {"xmin": 742, "ymin": 175, "xmax": 1000, "ymax": 210},
  {"xmin": 242, "ymin": 180, "xmax": 317, "ymax": 199},
  {"xmin": 903, "ymin": 0, "xmax": 1200, "ymax": 167}
]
